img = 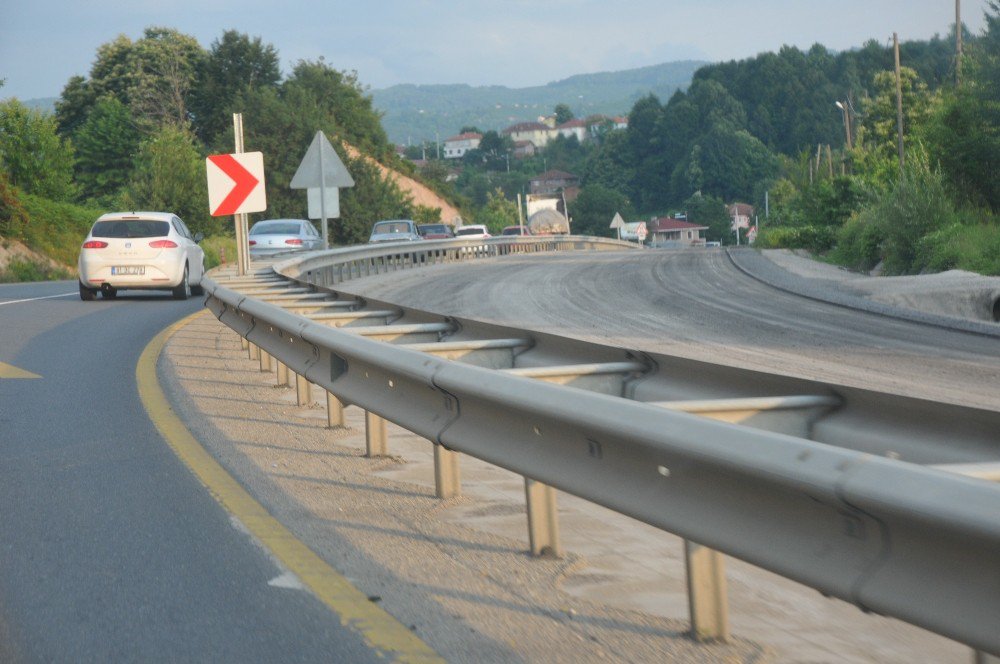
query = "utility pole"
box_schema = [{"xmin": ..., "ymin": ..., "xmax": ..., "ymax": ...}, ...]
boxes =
[
  {"xmin": 956, "ymin": 0, "xmax": 963, "ymax": 86},
  {"xmin": 894, "ymin": 33, "xmax": 905, "ymax": 173}
]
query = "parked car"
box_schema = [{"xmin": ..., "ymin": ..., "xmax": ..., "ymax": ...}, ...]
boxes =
[
  {"xmin": 417, "ymin": 223, "xmax": 455, "ymax": 239},
  {"xmin": 78, "ymin": 211, "xmax": 205, "ymax": 301},
  {"xmin": 455, "ymin": 224, "xmax": 492, "ymax": 239},
  {"xmin": 501, "ymin": 225, "xmax": 531, "ymax": 236},
  {"xmin": 248, "ymin": 219, "xmax": 322, "ymax": 257},
  {"xmin": 368, "ymin": 219, "xmax": 423, "ymax": 243}
]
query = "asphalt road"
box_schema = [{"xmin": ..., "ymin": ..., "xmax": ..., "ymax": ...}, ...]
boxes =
[
  {"xmin": 0, "ymin": 281, "xmax": 381, "ymax": 662},
  {"xmin": 344, "ymin": 249, "xmax": 1000, "ymax": 411}
]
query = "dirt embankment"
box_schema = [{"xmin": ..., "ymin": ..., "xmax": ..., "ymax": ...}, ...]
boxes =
[
  {"xmin": 0, "ymin": 238, "xmax": 72, "ymax": 274},
  {"xmin": 342, "ymin": 145, "xmax": 462, "ymax": 225}
]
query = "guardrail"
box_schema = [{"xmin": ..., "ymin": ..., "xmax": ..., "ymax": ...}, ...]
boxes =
[{"xmin": 202, "ymin": 237, "xmax": 1000, "ymax": 656}]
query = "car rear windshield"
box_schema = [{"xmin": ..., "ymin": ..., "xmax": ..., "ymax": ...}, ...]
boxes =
[
  {"xmin": 456, "ymin": 227, "xmax": 485, "ymax": 236},
  {"xmin": 91, "ymin": 220, "xmax": 170, "ymax": 238},
  {"xmin": 419, "ymin": 225, "xmax": 448, "ymax": 234},
  {"xmin": 252, "ymin": 222, "xmax": 301, "ymax": 235},
  {"xmin": 373, "ymin": 222, "xmax": 412, "ymax": 234}
]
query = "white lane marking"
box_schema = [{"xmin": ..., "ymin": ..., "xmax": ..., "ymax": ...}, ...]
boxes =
[
  {"xmin": 0, "ymin": 292, "xmax": 77, "ymax": 306},
  {"xmin": 267, "ymin": 571, "xmax": 305, "ymax": 590}
]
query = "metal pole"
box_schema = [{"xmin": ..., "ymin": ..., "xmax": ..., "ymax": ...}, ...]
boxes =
[
  {"xmin": 233, "ymin": 113, "xmax": 249, "ymax": 277},
  {"xmin": 318, "ymin": 132, "xmax": 329, "ymax": 250},
  {"xmin": 894, "ymin": 33, "xmax": 905, "ymax": 173}
]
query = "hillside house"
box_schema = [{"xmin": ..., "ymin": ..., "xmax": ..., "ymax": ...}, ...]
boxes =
[
  {"xmin": 442, "ymin": 132, "xmax": 482, "ymax": 159},
  {"xmin": 502, "ymin": 122, "xmax": 553, "ymax": 149}
]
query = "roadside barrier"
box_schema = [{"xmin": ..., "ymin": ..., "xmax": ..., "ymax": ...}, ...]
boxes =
[{"xmin": 203, "ymin": 236, "xmax": 1000, "ymax": 656}]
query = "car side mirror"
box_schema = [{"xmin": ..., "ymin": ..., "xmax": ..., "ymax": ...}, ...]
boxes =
[{"xmin": 194, "ymin": 232, "xmax": 204, "ymax": 243}]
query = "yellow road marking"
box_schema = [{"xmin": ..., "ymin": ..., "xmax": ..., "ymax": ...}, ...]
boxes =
[
  {"xmin": 0, "ymin": 362, "xmax": 40, "ymax": 379},
  {"xmin": 137, "ymin": 310, "xmax": 442, "ymax": 663}
]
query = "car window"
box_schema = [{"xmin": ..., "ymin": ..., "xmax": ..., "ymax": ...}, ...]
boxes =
[
  {"xmin": 172, "ymin": 219, "xmax": 192, "ymax": 240},
  {"xmin": 92, "ymin": 220, "xmax": 171, "ymax": 238},
  {"xmin": 373, "ymin": 222, "xmax": 412, "ymax": 234},
  {"xmin": 252, "ymin": 222, "xmax": 302, "ymax": 235},
  {"xmin": 456, "ymin": 227, "xmax": 485, "ymax": 236}
]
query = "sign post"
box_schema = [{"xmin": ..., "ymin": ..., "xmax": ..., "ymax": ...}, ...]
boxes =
[
  {"xmin": 610, "ymin": 212, "xmax": 625, "ymax": 241},
  {"xmin": 290, "ymin": 131, "xmax": 354, "ymax": 249},
  {"xmin": 205, "ymin": 113, "xmax": 267, "ymax": 276}
]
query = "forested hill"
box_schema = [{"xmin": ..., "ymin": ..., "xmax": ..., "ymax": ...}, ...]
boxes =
[{"xmin": 371, "ymin": 60, "xmax": 706, "ymax": 144}]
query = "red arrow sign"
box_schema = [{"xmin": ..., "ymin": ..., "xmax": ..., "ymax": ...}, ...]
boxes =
[{"xmin": 208, "ymin": 153, "xmax": 260, "ymax": 216}]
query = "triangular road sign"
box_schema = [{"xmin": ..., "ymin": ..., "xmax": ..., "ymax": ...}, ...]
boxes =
[
  {"xmin": 610, "ymin": 212, "xmax": 625, "ymax": 229},
  {"xmin": 290, "ymin": 131, "xmax": 355, "ymax": 189}
]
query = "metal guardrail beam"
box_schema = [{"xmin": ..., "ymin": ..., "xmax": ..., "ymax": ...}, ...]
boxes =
[{"xmin": 203, "ymin": 238, "xmax": 1000, "ymax": 655}]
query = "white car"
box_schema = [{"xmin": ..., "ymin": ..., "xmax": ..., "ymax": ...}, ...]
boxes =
[
  {"xmin": 78, "ymin": 211, "xmax": 206, "ymax": 301},
  {"xmin": 454, "ymin": 224, "xmax": 492, "ymax": 239}
]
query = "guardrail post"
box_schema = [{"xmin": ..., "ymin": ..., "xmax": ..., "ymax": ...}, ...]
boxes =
[
  {"xmin": 365, "ymin": 411, "xmax": 387, "ymax": 457},
  {"xmin": 326, "ymin": 391, "xmax": 344, "ymax": 428},
  {"xmin": 276, "ymin": 361, "xmax": 288, "ymax": 387},
  {"xmin": 524, "ymin": 478, "xmax": 562, "ymax": 557},
  {"xmin": 685, "ymin": 539, "xmax": 730, "ymax": 642},
  {"xmin": 295, "ymin": 372, "xmax": 311, "ymax": 406},
  {"xmin": 248, "ymin": 342, "xmax": 259, "ymax": 361},
  {"xmin": 434, "ymin": 446, "xmax": 461, "ymax": 499},
  {"xmin": 259, "ymin": 350, "xmax": 272, "ymax": 373}
]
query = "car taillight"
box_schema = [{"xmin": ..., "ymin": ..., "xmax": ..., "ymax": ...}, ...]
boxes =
[
  {"xmin": 248, "ymin": 240, "xmax": 257, "ymax": 246},
  {"xmin": 285, "ymin": 239, "xmax": 303, "ymax": 245},
  {"xmin": 82, "ymin": 240, "xmax": 108, "ymax": 249},
  {"xmin": 149, "ymin": 240, "xmax": 178, "ymax": 248}
]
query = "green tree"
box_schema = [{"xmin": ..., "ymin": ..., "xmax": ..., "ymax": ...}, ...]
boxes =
[
  {"xmin": 123, "ymin": 124, "xmax": 210, "ymax": 234},
  {"xmin": 73, "ymin": 96, "xmax": 141, "ymax": 203},
  {"xmin": 683, "ymin": 193, "xmax": 731, "ymax": 244},
  {"xmin": 554, "ymin": 103, "xmax": 574, "ymax": 125},
  {"xmin": 475, "ymin": 188, "xmax": 518, "ymax": 233},
  {"xmin": 126, "ymin": 27, "xmax": 206, "ymax": 128},
  {"xmin": 335, "ymin": 154, "xmax": 413, "ymax": 244},
  {"xmin": 190, "ymin": 30, "xmax": 282, "ymax": 143},
  {"xmin": 571, "ymin": 184, "xmax": 631, "ymax": 237},
  {"xmin": 0, "ymin": 100, "xmax": 75, "ymax": 201}
]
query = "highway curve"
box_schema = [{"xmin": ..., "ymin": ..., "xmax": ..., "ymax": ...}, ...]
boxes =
[{"xmin": 342, "ymin": 248, "xmax": 1000, "ymax": 412}]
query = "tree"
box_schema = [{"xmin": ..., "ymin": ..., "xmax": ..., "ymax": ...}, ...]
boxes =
[
  {"xmin": 190, "ymin": 30, "xmax": 281, "ymax": 143},
  {"xmin": 336, "ymin": 154, "xmax": 414, "ymax": 244},
  {"xmin": 123, "ymin": 124, "xmax": 210, "ymax": 235},
  {"xmin": 73, "ymin": 96, "xmax": 141, "ymax": 203},
  {"xmin": 126, "ymin": 27, "xmax": 206, "ymax": 128},
  {"xmin": 475, "ymin": 188, "xmax": 518, "ymax": 233},
  {"xmin": 683, "ymin": 193, "xmax": 731, "ymax": 244},
  {"xmin": 571, "ymin": 185, "xmax": 631, "ymax": 237},
  {"xmin": 0, "ymin": 100, "xmax": 75, "ymax": 201},
  {"xmin": 554, "ymin": 103, "xmax": 574, "ymax": 125}
]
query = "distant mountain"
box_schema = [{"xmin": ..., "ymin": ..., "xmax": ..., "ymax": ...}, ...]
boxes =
[
  {"xmin": 19, "ymin": 97, "xmax": 58, "ymax": 114},
  {"xmin": 371, "ymin": 60, "xmax": 707, "ymax": 145}
]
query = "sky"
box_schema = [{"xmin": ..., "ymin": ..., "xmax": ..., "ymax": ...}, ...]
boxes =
[{"xmin": 1, "ymin": 0, "xmax": 992, "ymax": 102}]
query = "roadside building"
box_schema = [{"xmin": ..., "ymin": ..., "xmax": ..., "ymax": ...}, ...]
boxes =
[
  {"xmin": 442, "ymin": 132, "xmax": 482, "ymax": 159},
  {"xmin": 502, "ymin": 122, "xmax": 553, "ymax": 149},
  {"xmin": 648, "ymin": 217, "xmax": 708, "ymax": 247}
]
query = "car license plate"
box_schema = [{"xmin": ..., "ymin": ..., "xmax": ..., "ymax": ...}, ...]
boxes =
[{"xmin": 111, "ymin": 266, "xmax": 145, "ymax": 275}]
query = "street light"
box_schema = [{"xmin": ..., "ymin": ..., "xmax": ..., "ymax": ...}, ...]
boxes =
[{"xmin": 835, "ymin": 100, "xmax": 853, "ymax": 150}]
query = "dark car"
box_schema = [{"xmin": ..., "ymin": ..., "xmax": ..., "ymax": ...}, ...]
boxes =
[{"xmin": 417, "ymin": 223, "xmax": 455, "ymax": 239}]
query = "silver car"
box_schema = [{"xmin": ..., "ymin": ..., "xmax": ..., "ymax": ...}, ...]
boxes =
[
  {"xmin": 249, "ymin": 219, "xmax": 322, "ymax": 257},
  {"xmin": 368, "ymin": 219, "xmax": 422, "ymax": 243}
]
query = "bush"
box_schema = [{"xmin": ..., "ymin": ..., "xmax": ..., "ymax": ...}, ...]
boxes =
[
  {"xmin": 833, "ymin": 215, "xmax": 884, "ymax": 272},
  {"xmin": 915, "ymin": 222, "xmax": 1000, "ymax": 275},
  {"xmin": 754, "ymin": 225, "xmax": 836, "ymax": 253},
  {"xmin": 200, "ymin": 234, "xmax": 237, "ymax": 270},
  {"xmin": 19, "ymin": 194, "xmax": 104, "ymax": 267},
  {"xmin": 0, "ymin": 257, "xmax": 71, "ymax": 283}
]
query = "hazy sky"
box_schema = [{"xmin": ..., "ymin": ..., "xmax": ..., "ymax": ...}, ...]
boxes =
[{"xmin": 1, "ymin": 1, "xmax": 991, "ymax": 101}]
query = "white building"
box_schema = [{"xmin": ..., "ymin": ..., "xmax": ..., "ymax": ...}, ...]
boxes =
[{"xmin": 442, "ymin": 132, "xmax": 482, "ymax": 159}]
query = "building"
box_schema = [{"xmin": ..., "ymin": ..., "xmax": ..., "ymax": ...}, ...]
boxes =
[
  {"xmin": 648, "ymin": 217, "xmax": 708, "ymax": 247},
  {"xmin": 529, "ymin": 170, "xmax": 580, "ymax": 195},
  {"xmin": 442, "ymin": 132, "xmax": 482, "ymax": 159},
  {"xmin": 728, "ymin": 203, "xmax": 754, "ymax": 230},
  {"xmin": 512, "ymin": 140, "xmax": 536, "ymax": 159},
  {"xmin": 555, "ymin": 119, "xmax": 588, "ymax": 142},
  {"xmin": 502, "ymin": 122, "xmax": 553, "ymax": 149}
]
